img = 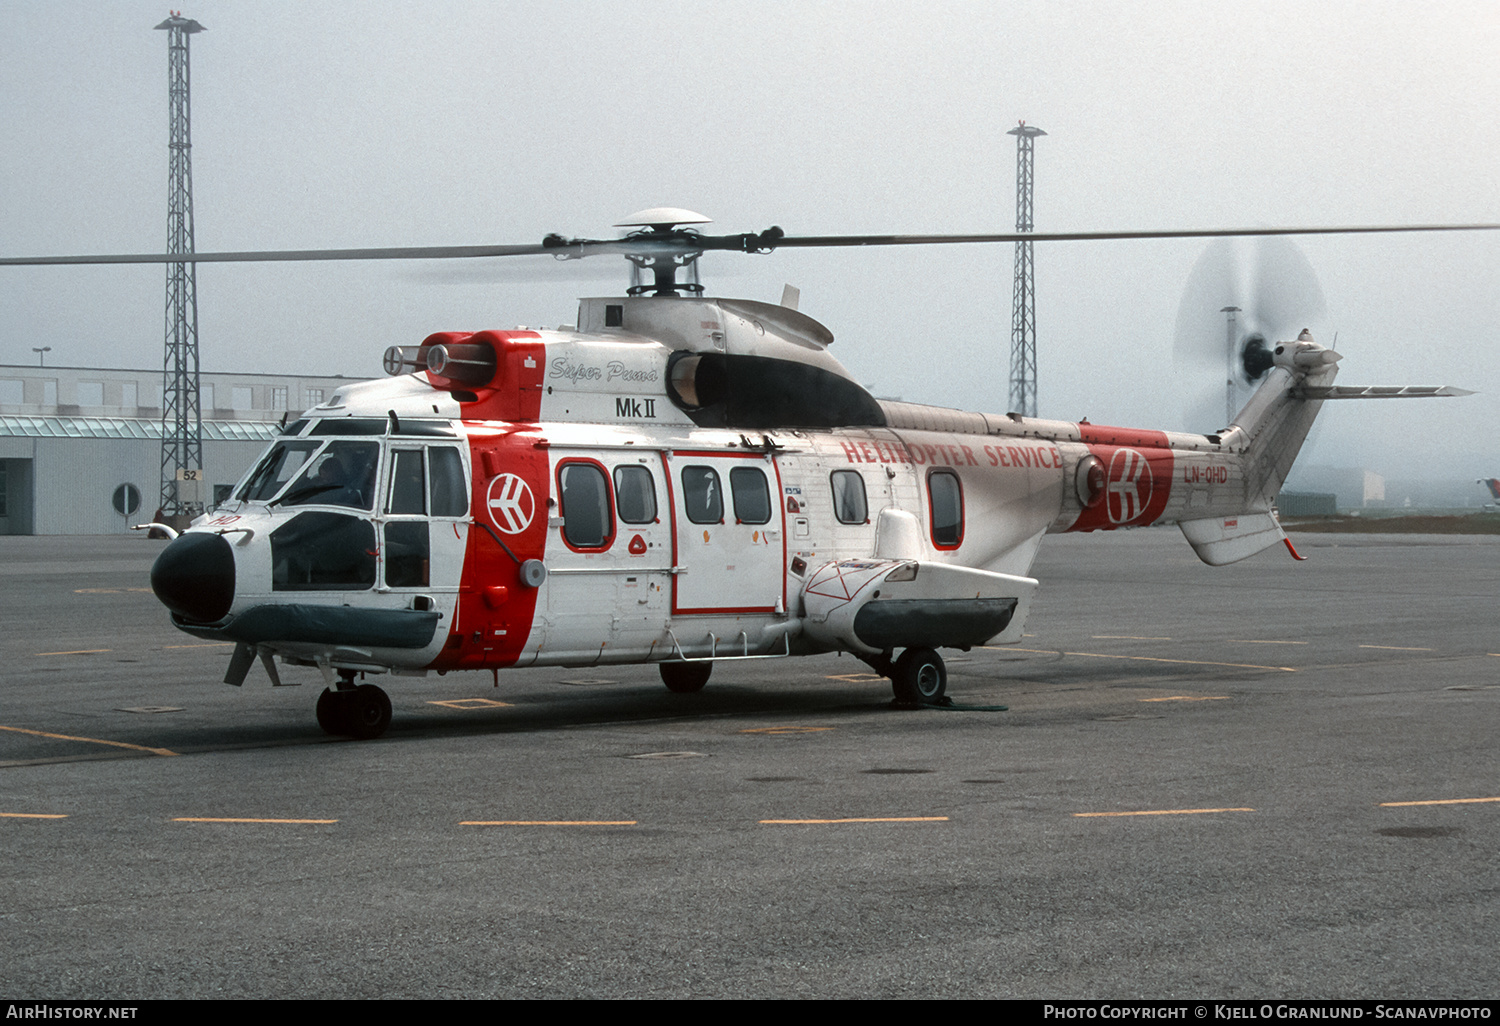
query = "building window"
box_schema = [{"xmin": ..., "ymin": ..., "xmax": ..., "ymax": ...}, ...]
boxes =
[
  {"xmin": 77, "ymin": 382, "xmax": 104, "ymax": 406},
  {"xmin": 201, "ymin": 383, "xmax": 214, "ymax": 410},
  {"xmin": 0, "ymin": 380, "xmax": 21, "ymax": 405},
  {"xmin": 120, "ymin": 382, "xmax": 138, "ymax": 408},
  {"xmin": 43, "ymin": 380, "xmax": 57, "ymax": 405},
  {"xmin": 271, "ymin": 386, "xmax": 288, "ymax": 411},
  {"xmin": 305, "ymin": 388, "xmax": 324, "ymax": 408},
  {"xmin": 232, "ymin": 386, "xmax": 254, "ymax": 409}
]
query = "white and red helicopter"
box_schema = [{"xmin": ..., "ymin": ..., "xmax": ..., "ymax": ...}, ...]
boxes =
[{"xmin": 4, "ymin": 210, "xmax": 1485, "ymax": 738}]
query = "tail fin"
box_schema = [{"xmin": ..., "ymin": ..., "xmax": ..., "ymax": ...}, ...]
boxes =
[
  {"xmin": 1225, "ymin": 337, "xmax": 1342, "ymax": 508},
  {"xmin": 1178, "ymin": 335, "xmax": 1340, "ymax": 565}
]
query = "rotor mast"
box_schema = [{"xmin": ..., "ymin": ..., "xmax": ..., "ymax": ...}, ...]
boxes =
[
  {"xmin": 1007, "ymin": 122, "xmax": 1045, "ymax": 418},
  {"xmin": 155, "ymin": 12, "xmax": 205, "ymax": 521}
]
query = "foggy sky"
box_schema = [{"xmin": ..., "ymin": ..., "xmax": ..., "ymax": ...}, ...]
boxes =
[{"xmin": 2, "ymin": 1, "xmax": 1496, "ymax": 481}]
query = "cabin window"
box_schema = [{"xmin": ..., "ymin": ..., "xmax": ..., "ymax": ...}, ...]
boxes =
[
  {"xmin": 681, "ymin": 466, "xmax": 722, "ymax": 524},
  {"xmin": 830, "ymin": 470, "xmax": 868, "ymax": 525},
  {"xmin": 429, "ymin": 447, "xmax": 468, "ymax": 517},
  {"xmin": 384, "ymin": 521, "xmax": 430, "ymax": 588},
  {"xmin": 558, "ymin": 461, "xmax": 613, "ymax": 549},
  {"xmin": 928, "ymin": 469, "xmax": 964, "ymax": 549},
  {"xmin": 271, "ymin": 512, "xmax": 377, "ymax": 591},
  {"xmin": 730, "ymin": 466, "xmax": 771, "ymax": 525},
  {"xmin": 387, "ymin": 450, "xmax": 427, "ymax": 515},
  {"xmin": 614, "ymin": 465, "xmax": 657, "ymax": 524}
]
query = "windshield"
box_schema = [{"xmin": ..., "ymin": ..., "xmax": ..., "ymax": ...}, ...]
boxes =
[
  {"xmin": 235, "ymin": 439, "xmax": 381, "ymax": 509},
  {"xmin": 237, "ymin": 441, "xmax": 322, "ymax": 502},
  {"xmin": 276, "ymin": 440, "xmax": 380, "ymax": 510}
]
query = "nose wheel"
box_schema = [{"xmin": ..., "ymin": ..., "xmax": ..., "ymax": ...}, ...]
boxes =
[{"xmin": 316, "ymin": 678, "xmax": 393, "ymax": 739}]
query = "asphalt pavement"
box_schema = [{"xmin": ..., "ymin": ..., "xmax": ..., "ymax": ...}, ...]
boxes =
[{"xmin": 1, "ymin": 529, "xmax": 1496, "ymax": 998}]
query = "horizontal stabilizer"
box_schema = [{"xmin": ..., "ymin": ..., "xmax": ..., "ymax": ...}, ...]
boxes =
[
  {"xmin": 1179, "ymin": 512, "xmax": 1285, "ymax": 566},
  {"xmin": 1290, "ymin": 385, "xmax": 1473, "ymax": 399}
]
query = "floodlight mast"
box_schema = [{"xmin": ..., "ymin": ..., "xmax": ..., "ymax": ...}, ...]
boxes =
[
  {"xmin": 1007, "ymin": 122, "xmax": 1045, "ymax": 418},
  {"xmin": 155, "ymin": 12, "xmax": 205, "ymax": 521}
]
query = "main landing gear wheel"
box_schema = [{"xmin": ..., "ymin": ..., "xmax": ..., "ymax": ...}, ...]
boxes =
[
  {"xmin": 316, "ymin": 683, "xmax": 392, "ymax": 739},
  {"xmin": 345, "ymin": 684, "xmax": 393, "ymax": 740},
  {"xmin": 316, "ymin": 687, "xmax": 351, "ymax": 736},
  {"xmin": 891, "ymin": 647, "xmax": 947, "ymax": 705},
  {"xmin": 660, "ymin": 661, "xmax": 711, "ymax": 693}
]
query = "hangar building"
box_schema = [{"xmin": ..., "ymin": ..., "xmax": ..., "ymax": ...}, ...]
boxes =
[{"xmin": 0, "ymin": 363, "xmax": 352, "ymax": 534}]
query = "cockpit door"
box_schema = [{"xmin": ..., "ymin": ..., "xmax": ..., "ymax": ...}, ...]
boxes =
[{"xmin": 380, "ymin": 443, "xmax": 470, "ymax": 597}]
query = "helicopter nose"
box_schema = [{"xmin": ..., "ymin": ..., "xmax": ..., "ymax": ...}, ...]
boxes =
[{"xmin": 150, "ymin": 532, "xmax": 236, "ymax": 623}]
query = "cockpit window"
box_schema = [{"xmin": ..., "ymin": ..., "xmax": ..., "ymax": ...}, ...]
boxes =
[
  {"xmin": 278, "ymin": 441, "xmax": 380, "ymax": 510},
  {"xmin": 237, "ymin": 440, "xmax": 321, "ymax": 502}
]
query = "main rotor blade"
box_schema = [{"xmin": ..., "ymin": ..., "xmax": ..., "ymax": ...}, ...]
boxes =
[
  {"xmin": 4, "ymin": 222, "xmax": 1497, "ymax": 267},
  {"xmin": 0, "ymin": 242, "xmax": 553, "ymax": 266},
  {"xmin": 771, "ymin": 223, "xmax": 1500, "ymax": 249}
]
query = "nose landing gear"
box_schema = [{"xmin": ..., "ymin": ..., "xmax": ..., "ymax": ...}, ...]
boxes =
[{"xmin": 316, "ymin": 671, "xmax": 393, "ymax": 740}]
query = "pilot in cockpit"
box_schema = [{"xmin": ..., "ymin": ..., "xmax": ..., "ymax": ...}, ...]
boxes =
[{"xmin": 285, "ymin": 442, "xmax": 378, "ymax": 509}]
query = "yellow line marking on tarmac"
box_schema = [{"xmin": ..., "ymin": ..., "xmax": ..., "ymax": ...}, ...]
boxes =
[
  {"xmin": 34, "ymin": 649, "xmax": 112, "ymax": 656},
  {"xmin": 174, "ymin": 817, "xmax": 338, "ymax": 824},
  {"xmin": 1359, "ymin": 645, "xmax": 1433, "ymax": 652},
  {"xmin": 998, "ymin": 647, "xmax": 1297, "ymax": 672},
  {"xmin": 1230, "ymin": 639, "xmax": 1308, "ymax": 645},
  {"xmin": 428, "ymin": 698, "xmax": 513, "ymax": 709},
  {"xmin": 824, "ymin": 673, "xmax": 885, "ymax": 683},
  {"xmin": 760, "ymin": 817, "xmax": 949, "ymax": 825},
  {"xmin": 1139, "ymin": 696, "xmax": 1230, "ymax": 702},
  {"xmin": 1075, "ymin": 808, "xmax": 1255, "ymax": 818},
  {"xmin": 163, "ymin": 642, "xmax": 236, "ymax": 649},
  {"xmin": 740, "ymin": 726, "xmax": 833, "ymax": 734},
  {"xmin": 1379, "ymin": 797, "xmax": 1500, "ymax": 808},
  {"xmin": 1092, "ymin": 635, "xmax": 1171, "ymax": 641},
  {"xmin": 461, "ymin": 820, "xmax": 637, "ymax": 826},
  {"xmin": 1, "ymin": 812, "xmax": 68, "ymax": 819},
  {"xmin": 0, "ymin": 724, "xmax": 177, "ymax": 757}
]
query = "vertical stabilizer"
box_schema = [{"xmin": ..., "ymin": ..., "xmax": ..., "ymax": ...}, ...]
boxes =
[{"xmin": 1178, "ymin": 334, "xmax": 1339, "ymax": 564}]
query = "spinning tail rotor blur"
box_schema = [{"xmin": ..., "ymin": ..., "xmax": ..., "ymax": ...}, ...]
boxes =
[{"xmin": 1173, "ymin": 237, "xmax": 1329, "ymax": 433}]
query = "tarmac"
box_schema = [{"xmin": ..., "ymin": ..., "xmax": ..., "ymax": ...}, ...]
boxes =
[{"xmin": 0, "ymin": 528, "xmax": 1496, "ymax": 998}]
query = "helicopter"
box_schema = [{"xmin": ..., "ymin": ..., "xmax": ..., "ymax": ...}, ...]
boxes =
[{"xmin": 3, "ymin": 209, "xmax": 1487, "ymax": 739}]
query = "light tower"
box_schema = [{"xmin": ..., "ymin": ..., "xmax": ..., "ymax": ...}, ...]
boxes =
[
  {"xmin": 155, "ymin": 12, "xmax": 205, "ymax": 519},
  {"xmin": 1220, "ymin": 305, "xmax": 1242, "ymax": 426},
  {"xmin": 1007, "ymin": 121, "xmax": 1045, "ymax": 417}
]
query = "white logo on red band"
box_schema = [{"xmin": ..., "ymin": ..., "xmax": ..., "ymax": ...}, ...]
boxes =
[
  {"xmin": 487, "ymin": 473, "xmax": 536, "ymax": 535},
  {"xmin": 1107, "ymin": 448, "xmax": 1154, "ymax": 524}
]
